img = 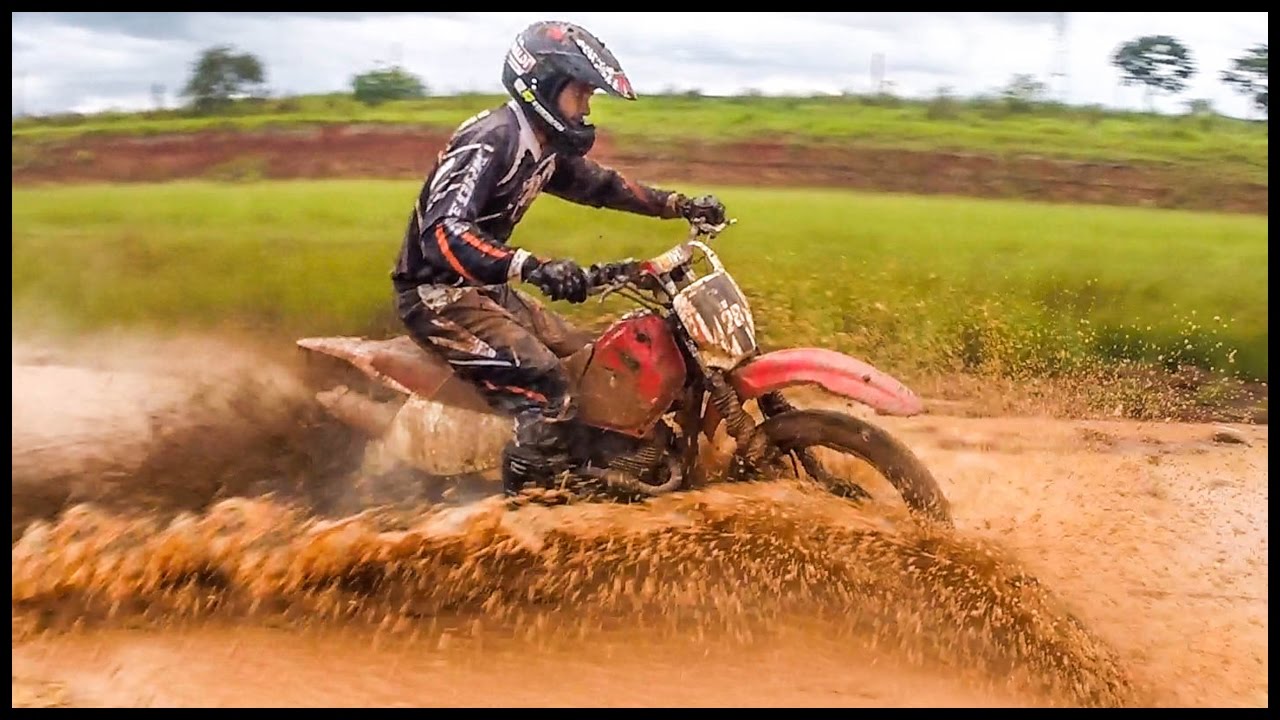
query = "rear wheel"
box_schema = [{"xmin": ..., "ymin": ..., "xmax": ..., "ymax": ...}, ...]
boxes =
[{"xmin": 754, "ymin": 409, "xmax": 952, "ymax": 525}]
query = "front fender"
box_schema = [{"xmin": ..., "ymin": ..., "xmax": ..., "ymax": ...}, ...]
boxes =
[{"xmin": 702, "ymin": 348, "xmax": 925, "ymax": 438}]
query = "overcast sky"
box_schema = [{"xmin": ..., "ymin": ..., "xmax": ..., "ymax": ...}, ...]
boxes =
[{"xmin": 11, "ymin": 12, "xmax": 1270, "ymax": 119}]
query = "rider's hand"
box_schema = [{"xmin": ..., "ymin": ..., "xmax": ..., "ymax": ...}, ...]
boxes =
[
  {"xmin": 677, "ymin": 194, "xmax": 727, "ymax": 227},
  {"xmin": 526, "ymin": 258, "xmax": 590, "ymax": 304},
  {"xmin": 589, "ymin": 259, "xmax": 639, "ymax": 287}
]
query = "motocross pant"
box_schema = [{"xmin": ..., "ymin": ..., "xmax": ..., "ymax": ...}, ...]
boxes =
[{"xmin": 395, "ymin": 283, "xmax": 593, "ymax": 494}]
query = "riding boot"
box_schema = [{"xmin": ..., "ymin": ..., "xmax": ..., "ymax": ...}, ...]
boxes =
[{"xmin": 500, "ymin": 410, "xmax": 572, "ymax": 496}]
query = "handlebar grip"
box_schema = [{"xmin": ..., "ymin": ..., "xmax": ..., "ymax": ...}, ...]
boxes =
[{"xmin": 587, "ymin": 259, "xmax": 641, "ymax": 289}]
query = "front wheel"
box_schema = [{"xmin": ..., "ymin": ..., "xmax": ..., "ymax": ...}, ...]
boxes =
[{"xmin": 754, "ymin": 409, "xmax": 953, "ymax": 525}]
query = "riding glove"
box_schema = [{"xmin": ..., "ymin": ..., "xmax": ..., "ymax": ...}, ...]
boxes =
[
  {"xmin": 675, "ymin": 194, "xmax": 728, "ymax": 227},
  {"xmin": 523, "ymin": 257, "xmax": 590, "ymax": 304}
]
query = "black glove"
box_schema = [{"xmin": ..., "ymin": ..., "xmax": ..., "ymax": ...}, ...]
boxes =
[
  {"xmin": 677, "ymin": 194, "xmax": 727, "ymax": 227},
  {"xmin": 588, "ymin": 259, "xmax": 639, "ymax": 288},
  {"xmin": 525, "ymin": 258, "xmax": 590, "ymax": 304}
]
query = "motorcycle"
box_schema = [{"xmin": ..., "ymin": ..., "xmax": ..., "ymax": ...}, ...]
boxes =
[{"xmin": 296, "ymin": 218, "xmax": 952, "ymax": 524}]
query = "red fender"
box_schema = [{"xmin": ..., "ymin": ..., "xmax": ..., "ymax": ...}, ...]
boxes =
[{"xmin": 702, "ymin": 348, "xmax": 925, "ymax": 439}]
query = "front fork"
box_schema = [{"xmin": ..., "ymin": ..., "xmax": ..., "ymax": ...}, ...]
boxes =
[
  {"xmin": 704, "ymin": 368, "xmax": 841, "ymax": 488},
  {"xmin": 703, "ymin": 368, "xmax": 795, "ymax": 479}
]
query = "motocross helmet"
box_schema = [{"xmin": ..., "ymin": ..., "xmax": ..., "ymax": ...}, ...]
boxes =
[{"xmin": 501, "ymin": 21, "xmax": 637, "ymax": 157}]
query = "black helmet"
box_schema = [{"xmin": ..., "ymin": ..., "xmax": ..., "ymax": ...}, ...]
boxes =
[{"xmin": 501, "ymin": 21, "xmax": 636, "ymax": 157}]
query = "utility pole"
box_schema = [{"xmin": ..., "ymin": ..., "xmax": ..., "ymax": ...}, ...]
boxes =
[
  {"xmin": 871, "ymin": 52, "xmax": 886, "ymax": 94},
  {"xmin": 1052, "ymin": 12, "xmax": 1070, "ymax": 103},
  {"xmin": 17, "ymin": 70, "xmax": 26, "ymax": 117}
]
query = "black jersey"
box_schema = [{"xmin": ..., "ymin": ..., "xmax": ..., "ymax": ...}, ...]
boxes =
[{"xmin": 392, "ymin": 100, "xmax": 682, "ymax": 292}]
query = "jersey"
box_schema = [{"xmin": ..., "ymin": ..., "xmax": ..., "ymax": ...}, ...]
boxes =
[{"xmin": 392, "ymin": 99, "xmax": 683, "ymax": 292}]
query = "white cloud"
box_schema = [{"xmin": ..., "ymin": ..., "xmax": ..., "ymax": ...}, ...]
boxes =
[
  {"xmin": 12, "ymin": 22, "xmax": 199, "ymax": 115},
  {"xmin": 11, "ymin": 12, "xmax": 1269, "ymax": 119}
]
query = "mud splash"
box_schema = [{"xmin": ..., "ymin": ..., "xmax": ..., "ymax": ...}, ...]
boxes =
[
  {"xmin": 8, "ymin": 332, "xmax": 1171, "ymax": 707},
  {"xmin": 11, "ymin": 333, "xmax": 374, "ymax": 543},
  {"xmin": 11, "ymin": 481, "xmax": 1137, "ymax": 707}
]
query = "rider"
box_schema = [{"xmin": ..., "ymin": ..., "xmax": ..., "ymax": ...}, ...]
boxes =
[{"xmin": 391, "ymin": 20, "xmax": 727, "ymax": 497}]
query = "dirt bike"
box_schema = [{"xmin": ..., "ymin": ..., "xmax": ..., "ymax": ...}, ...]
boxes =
[{"xmin": 296, "ymin": 218, "xmax": 952, "ymax": 524}]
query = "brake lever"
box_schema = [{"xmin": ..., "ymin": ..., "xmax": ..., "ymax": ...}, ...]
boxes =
[
  {"xmin": 589, "ymin": 260, "xmax": 640, "ymax": 302},
  {"xmin": 597, "ymin": 280, "xmax": 626, "ymax": 304},
  {"xmin": 690, "ymin": 217, "xmax": 737, "ymax": 239}
]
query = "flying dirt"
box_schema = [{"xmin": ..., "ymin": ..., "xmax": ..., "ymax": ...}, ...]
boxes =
[{"xmin": 10, "ymin": 333, "xmax": 1268, "ymax": 708}]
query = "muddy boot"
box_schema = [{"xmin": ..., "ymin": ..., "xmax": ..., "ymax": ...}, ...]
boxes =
[
  {"xmin": 501, "ymin": 443, "xmax": 552, "ymax": 496},
  {"xmin": 500, "ymin": 412, "xmax": 571, "ymax": 496}
]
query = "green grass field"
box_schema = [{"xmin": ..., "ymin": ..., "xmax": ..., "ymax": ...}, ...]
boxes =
[
  {"xmin": 13, "ymin": 180, "xmax": 1267, "ymax": 393},
  {"xmin": 11, "ymin": 93, "xmax": 1270, "ymax": 184}
]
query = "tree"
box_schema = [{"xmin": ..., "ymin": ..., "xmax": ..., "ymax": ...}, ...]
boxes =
[
  {"xmin": 182, "ymin": 45, "xmax": 267, "ymax": 113},
  {"xmin": 1220, "ymin": 43, "xmax": 1267, "ymax": 117},
  {"xmin": 1110, "ymin": 35, "xmax": 1197, "ymax": 111},
  {"xmin": 1001, "ymin": 73, "xmax": 1048, "ymax": 112},
  {"xmin": 1184, "ymin": 98, "xmax": 1214, "ymax": 116},
  {"xmin": 352, "ymin": 65, "xmax": 428, "ymax": 105}
]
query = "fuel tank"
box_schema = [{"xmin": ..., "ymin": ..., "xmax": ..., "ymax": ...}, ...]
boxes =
[{"xmin": 568, "ymin": 311, "xmax": 688, "ymax": 438}]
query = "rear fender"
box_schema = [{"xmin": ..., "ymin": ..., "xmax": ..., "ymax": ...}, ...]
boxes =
[
  {"xmin": 702, "ymin": 348, "xmax": 925, "ymax": 439},
  {"xmin": 296, "ymin": 335, "xmax": 494, "ymax": 414}
]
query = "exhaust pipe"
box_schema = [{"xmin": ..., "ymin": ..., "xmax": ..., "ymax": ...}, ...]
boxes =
[{"xmin": 582, "ymin": 460, "xmax": 685, "ymax": 497}]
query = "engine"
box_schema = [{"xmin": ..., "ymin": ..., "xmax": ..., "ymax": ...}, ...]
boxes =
[
  {"xmin": 573, "ymin": 419, "xmax": 678, "ymax": 485},
  {"xmin": 608, "ymin": 438, "xmax": 665, "ymax": 478}
]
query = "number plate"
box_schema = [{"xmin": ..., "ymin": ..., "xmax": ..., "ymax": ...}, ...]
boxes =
[{"xmin": 672, "ymin": 271, "xmax": 758, "ymax": 368}]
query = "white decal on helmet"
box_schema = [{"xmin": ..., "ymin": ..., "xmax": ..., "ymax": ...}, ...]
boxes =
[
  {"xmin": 572, "ymin": 36, "xmax": 633, "ymax": 97},
  {"xmin": 507, "ymin": 37, "xmax": 535, "ymax": 74},
  {"xmin": 513, "ymin": 77, "xmax": 566, "ymax": 133},
  {"xmin": 528, "ymin": 99, "xmax": 566, "ymax": 132}
]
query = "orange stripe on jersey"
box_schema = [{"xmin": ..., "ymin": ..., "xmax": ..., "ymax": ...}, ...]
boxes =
[
  {"xmin": 462, "ymin": 229, "xmax": 512, "ymax": 259},
  {"xmin": 436, "ymin": 225, "xmax": 479, "ymax": 283}
]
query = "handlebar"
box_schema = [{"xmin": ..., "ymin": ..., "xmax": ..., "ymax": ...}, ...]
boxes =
[{"xmin": 586, "ymin": 217, "xmax": 736, "ymax": 298}]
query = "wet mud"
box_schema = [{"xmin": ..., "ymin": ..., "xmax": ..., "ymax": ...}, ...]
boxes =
[{"xmin": 10, "ymin": 334, "xmax": 1268, "ymax": 707}]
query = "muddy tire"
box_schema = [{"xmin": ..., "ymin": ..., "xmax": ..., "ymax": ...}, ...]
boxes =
[{"xmin": 757, "ymin": 409, "xmax": 953, "ymax": 525}]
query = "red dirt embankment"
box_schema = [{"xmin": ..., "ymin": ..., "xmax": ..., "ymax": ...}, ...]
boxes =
[{"xmin": 12, "ymin": 125, "xmax": 1268, "ymax": 215}]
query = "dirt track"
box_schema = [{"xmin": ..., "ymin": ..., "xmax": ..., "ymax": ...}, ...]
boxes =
[{"xmin": 9, "ymin": 336, "xmax": 1267, "ymax": 708}]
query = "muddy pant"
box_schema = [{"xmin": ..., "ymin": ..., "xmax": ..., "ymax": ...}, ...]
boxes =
[{"xmin": 395, "ymin": 283, "xmax": 593, "ymax": 451}]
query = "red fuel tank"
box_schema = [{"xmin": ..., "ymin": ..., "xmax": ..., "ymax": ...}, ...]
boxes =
[{"xmin": 573, "ymin": 312, "xmax": 688, "ymax": 437}]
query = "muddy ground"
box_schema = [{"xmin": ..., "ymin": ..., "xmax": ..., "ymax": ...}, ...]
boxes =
[
  {"xmin": 11, "ymin": 125, "xmax": 1268, "ymax": 215},
  {"xmin": 9, "ymin": 120, "xmax": 1268, "ymax": 706},
  {"xmin": 10, "ymin": 334, "xmax": 1268, "ymax": 708}
]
